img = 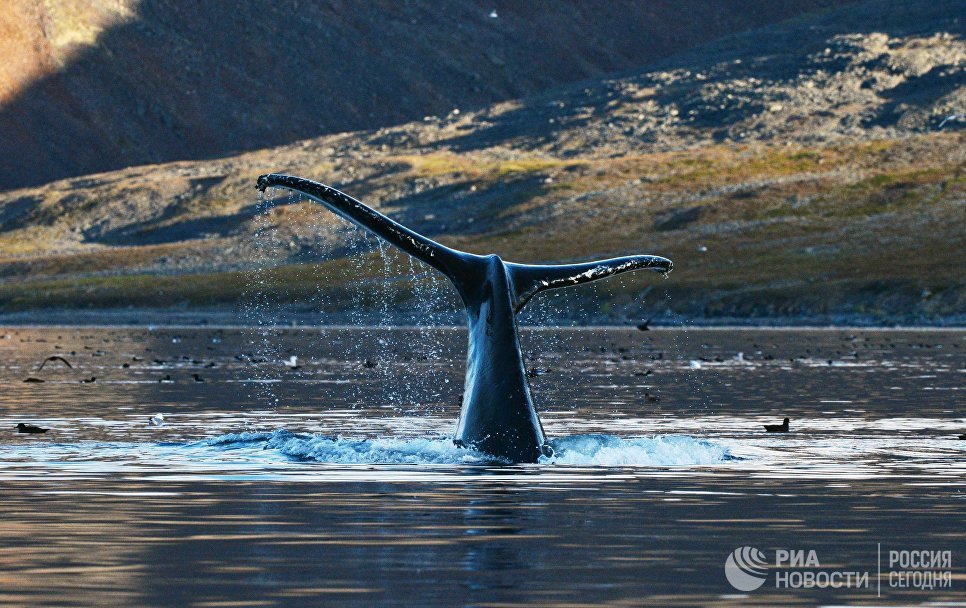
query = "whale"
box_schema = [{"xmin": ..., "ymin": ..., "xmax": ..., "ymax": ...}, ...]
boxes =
[{"xmin": 256, "ymin": 174, "xmax": 672, "ymax": 463}]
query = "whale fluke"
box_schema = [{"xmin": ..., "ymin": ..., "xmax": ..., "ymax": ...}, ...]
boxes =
[
  {"xmin": 257, "ymin": 174, "xmax": 672, "ymax": 462},
  {"xmin": 507, "ymin": 257, "xmax": 671, "ymax": 312},
  {"xmin": 256, "ymin": 174, "xmax": 472, "ymax": 285}
]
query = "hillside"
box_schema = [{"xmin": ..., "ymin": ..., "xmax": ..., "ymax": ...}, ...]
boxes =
[
  {"xmin": 0, "ymin": 0, "xmax": 963, "ymax": 325},
  {"xmin": 0, "ymin": 0, "xmax": 846, "ymax": 190}
]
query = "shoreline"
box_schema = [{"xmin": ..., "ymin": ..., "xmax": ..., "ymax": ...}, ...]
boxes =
[
  {"xmin": 2, "ymin": 325, "xmax": 963, "ymax": 332},
  {"xmin": 1, "ymin": 308, "xmax": 963, "ymax": 330}
]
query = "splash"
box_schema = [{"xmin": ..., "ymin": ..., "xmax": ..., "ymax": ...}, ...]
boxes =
[
  {"xmin": 200, "ymin": 430, "xmax": 499, "ymax": 464},
  {"xmin": 543, "ymin": 434, "xmax": 733, "ymax": 466},
  {"xmin": 198, "ymin": 430, "xmax": 733, "ymax": 466}
]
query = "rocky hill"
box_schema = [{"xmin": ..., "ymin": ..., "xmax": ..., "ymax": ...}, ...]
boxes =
[
  {"xmin": 0, "ymin": 0, "xmax": 846, "ymax": 190},
  {"xmin": 0, "ymin": 0, "xmax": 962, "ymax": 325}
]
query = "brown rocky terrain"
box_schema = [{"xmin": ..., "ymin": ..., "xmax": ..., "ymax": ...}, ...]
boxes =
[
  {"xmin": 0, "ymin": 0, "xmax": 847, "ymax": 190},
  {"xmin": 0, "ymin": 0, "xmax": 962, "ymax": 324}
]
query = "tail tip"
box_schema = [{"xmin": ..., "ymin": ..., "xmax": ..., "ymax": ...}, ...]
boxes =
[{"xmin": 256, "ymin": 174, "xmax": 275, "ymax": 192}]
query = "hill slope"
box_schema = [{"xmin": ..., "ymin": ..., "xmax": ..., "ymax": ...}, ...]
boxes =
[
  {"xmin": 0, "ymin": 0, "xmax": 962, "ymax": 325},
  {"xmin": 0, "ymin": 0, "xmax": 848, "ymax": 190}
]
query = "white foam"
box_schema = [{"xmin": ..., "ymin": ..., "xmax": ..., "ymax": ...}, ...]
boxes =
[
  {"xmin": 265, "ymin": 432, "xmax": 492, "ymax": 464},
  {"xmin": 202, "ymin": 430, "xmax": 733, "ymax": 466},
  {"xmin": 543, "ymin": 434, "xmax": 732, "ymax": 466}
]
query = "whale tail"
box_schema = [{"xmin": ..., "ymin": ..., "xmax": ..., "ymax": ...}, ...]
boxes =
[
  {"xmin": 256, "ymin": 174, "xmax": 672, "ymax": 309},
  {"xmin": 257, "ymin": 174, "xmax": 672, "ymax": 462},
  {"xmin": 506, "ymin": 256, "xmax": 671, "ymax": 313}
]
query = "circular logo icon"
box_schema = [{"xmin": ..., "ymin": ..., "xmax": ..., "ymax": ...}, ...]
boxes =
[{"xmin": 725, "ymin": 546, "xmax": 768, "ymax": 591}]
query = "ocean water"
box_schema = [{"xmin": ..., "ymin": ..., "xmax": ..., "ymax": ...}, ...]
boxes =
[{"xmin": 0, "ymin": 326, "xmax": 962, "ymax": 606}]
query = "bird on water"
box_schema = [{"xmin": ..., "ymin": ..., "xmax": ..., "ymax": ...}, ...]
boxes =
[
  {"xmin": 17, "ymin": 423, "xmax": 47, "ymax": 434},
  {"xmin": 764, "ymin": 417, "xmax": 790, "ymax": 433}
]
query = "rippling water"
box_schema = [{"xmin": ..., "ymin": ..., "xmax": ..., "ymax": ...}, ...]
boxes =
[{"xmin": 0, "ymin": 326, "xmax": 962, "ymax": 606}]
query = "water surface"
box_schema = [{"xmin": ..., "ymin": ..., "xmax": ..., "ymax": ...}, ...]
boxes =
[{"xmin": 0, "ymin": 327, "xmax": 962, "ymax": 606}]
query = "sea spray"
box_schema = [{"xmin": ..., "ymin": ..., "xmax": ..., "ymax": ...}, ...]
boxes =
[
  {"xmin": 243, "ymin": 186, "xmax": 462, "ymax": 417},
  {"xmin": 194, "ymin": 430, "xmax": 734, "ymax": 466}
]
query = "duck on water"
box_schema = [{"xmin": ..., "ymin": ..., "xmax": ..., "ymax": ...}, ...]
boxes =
[
  {"xmin": 17, "ymin": 423, "xmax": 47, "ymax": 434},
  {"xmin": 256, "ymin": 175, "xmax": 673, "ymax": 463},
  {"xmin": 764, "ymin": 418, "xmax": 790, "ymax": 433}
]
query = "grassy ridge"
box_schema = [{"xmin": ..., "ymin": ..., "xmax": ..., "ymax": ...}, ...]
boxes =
[{"xmin": 1, "ymin": 135, "xmax": 961, "ymax": 322}]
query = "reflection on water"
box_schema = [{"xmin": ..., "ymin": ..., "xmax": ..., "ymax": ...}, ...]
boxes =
[{"xmin": 0, "ymin": 327, "xmax": 962, "ymax": 606}]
